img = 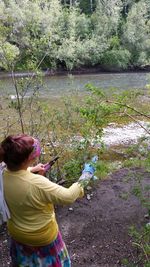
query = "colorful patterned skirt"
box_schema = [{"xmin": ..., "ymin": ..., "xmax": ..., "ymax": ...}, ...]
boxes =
[{"xmin": 10, "ymin": 232, "xmax": 71, "ymax": 267}]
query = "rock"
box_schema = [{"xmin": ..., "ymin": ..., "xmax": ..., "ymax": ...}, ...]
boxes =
[
  {"xmin": 86, "ymin": 194, "xmax": 91, "ymax": 200},
  {"xmin": 144, "ymin": 214, "xmax": 149, "ymax": 219},
  {"xmin": 68, "ymin": 207, "xmax": 73, "ymax": 211},
  {"xmin": 86, "ymin": 186, "xmax": 92, "ymax": 191}
]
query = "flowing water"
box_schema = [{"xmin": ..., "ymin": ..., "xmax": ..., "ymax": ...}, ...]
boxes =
[{"xmin": 0, "ymin": 72, "xmax": 149, "ymax": 97}]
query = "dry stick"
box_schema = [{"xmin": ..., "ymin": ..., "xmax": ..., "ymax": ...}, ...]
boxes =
[
  {"xmin": 106, "ymin": 100, "xmax": 150, "ymax": 120},
  {"xmin": 11, "ymin": 70, "xmax": 25, "ymax": 134},
  {"xmin": 45, "ymin": 125, "xmax": 64, "ymax": 181}
]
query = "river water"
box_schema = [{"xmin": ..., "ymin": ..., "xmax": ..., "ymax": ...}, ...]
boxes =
[
  {"xmin": 0, "ymin": 72, "xmax": 150, "ymax": 97},
  {"xmin": 0, "ymin": 72, "xmax": 150, "ymax": 145}
]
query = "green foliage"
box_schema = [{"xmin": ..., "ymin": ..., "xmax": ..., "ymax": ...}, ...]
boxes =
[
  {"xmin": 121, "ymin": 257, "xmax": 136, "ymax": 266},
  {"xmin": 123, "ymin": 158, "xmax": 143, "ymax": 168},
  {"xmin": 122, "ymin": 0, "xmax": 150, "ymax": 66},
  {"xmin": 94, "ymin": 160, "xmax": 109, "ymax": 178},
  {"xmin": 92, "ymin": 0, "xmax": 122, "ymax": 37},
  {"xmin": 76, "ymin": 84, "xmax": 144, "ymax": 138},
  {"xmin": 78, "ymin": 85, "xmax": 114, "ymax": 130},
  {"xmin": 0, "ymin": 40, "xmax": 20, "ymax": 70},
  {"xmin": 109, "ymin": 36, "xmax": 120, "ymax": 49},
  {"xmin": 79, "ymin": 0, "xmax": 96, "ymax": 14},
  {"xmin": 0, "ymin": 0, "xmax": 149, "ymax": 71},
  {"xmin": 101, "ymin": 49, "xmax": 131, "ymax": 70},
  {"xmin": 62, "ymin": 159, "xmax": 82, "ymax": 181}
]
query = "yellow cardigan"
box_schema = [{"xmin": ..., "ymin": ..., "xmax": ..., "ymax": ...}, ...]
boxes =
[{"xmin": 3, "ymin": 169, "xmax": 84, "ymax": 246}]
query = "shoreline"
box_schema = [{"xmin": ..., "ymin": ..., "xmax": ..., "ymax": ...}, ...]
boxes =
[{"xmin": 0, "ymin": 66, "xmax": 150, "ymax": 79}]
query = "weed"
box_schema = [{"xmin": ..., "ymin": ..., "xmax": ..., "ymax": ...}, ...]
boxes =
[
  {"xmin": 119, "ymin": 192, "xmax": 130, "ymax": 200},
  {"xmin": 129, "ymin": 225, "xmax": 150, "ymax": 266}
]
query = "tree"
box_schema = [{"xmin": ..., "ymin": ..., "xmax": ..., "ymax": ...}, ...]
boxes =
[
  {"xmin": 122, "ymin": 0, "xmax": 150, "ymax": 67},
  {"xmin": 0, "ymin": 0, "xmax": 63, "ymax": 70},
  {"xmin": 0, "ymin": 40, "xmax": 20, "ymax": 70},
  {"xmin": 92, "ymin": 0, "xmax": 122, "ymax": 37}
]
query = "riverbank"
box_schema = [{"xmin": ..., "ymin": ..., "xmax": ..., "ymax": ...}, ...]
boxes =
[{"xmin": 0, "ymin": 66, "xmax": 150, "ymax": 79}]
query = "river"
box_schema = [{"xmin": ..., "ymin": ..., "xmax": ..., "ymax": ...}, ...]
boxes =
[{"xmin": 0, "ymin": 72, "xmax": 150, "ymax": 97}]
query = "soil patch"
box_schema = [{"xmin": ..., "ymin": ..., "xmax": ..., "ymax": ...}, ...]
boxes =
[{"xmin": 0, "ymin": 167, "xmax": 149, "ymax": 267}]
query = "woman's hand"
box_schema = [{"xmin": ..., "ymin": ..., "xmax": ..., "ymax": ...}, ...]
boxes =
[{"xmin": 30, "ymin": 163, "xmax": 46, "ymax": 175}]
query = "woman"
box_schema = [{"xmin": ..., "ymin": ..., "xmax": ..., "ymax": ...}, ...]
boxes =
[{"xmin": 0, "ymin": 134, "xmax": 94, "ymax": 267}]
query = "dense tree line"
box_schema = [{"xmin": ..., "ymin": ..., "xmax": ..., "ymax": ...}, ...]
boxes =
[{"xmin": 0, "ymin": 0, "xmax": 150, "ymax": 71}]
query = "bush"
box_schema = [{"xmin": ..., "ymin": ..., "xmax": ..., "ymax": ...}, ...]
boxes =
[{"xmin": 101, "ymin": 49, "xmax": 131, "ymax": 70}]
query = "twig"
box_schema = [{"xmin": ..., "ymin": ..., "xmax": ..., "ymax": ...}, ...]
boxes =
[
  {"xmin": 106, "ymin": 100, "xmax": 150, "ymax": 120},
  {"xmin": 123, "ymin": 111, "xmax": 150, "ymax": 135},
  {"xmin": 11, "ymin": 70, "xmax": 24, "ymax": 133}
]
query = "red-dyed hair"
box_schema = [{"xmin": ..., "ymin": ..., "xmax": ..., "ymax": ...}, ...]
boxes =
[{"xmin": 0, "ymin": 134, "xmax": 34, "ymax": 171}]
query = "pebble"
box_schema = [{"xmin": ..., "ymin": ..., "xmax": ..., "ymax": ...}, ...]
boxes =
[
  {"xmin": 86, "ymin": 186, "xmax": 92, "ymax": 191},
  {"xmin": 144, "ymin": 214, "xmax": 149, "ymax": 219},
  {"xmin": 86, "ymin": 194, "xmax": 91, "ymax": 200},
  {"xmin": 68, "ymin": 207, "xmax": 73, "ymax": 211}
]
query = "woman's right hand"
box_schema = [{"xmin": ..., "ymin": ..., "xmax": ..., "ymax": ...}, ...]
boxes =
[{"xmin": 30, "ymin": 163, "xmax": 46, "ymax": 175}]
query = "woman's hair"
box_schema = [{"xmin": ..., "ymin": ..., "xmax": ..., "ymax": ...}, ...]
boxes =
[{"xmin": 0, "ymin": 134, "xmax": 34, "ymax": 171}]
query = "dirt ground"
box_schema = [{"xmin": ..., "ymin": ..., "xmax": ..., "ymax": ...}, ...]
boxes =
[{"xmin": 0, "ymin": 167, "xmax": 150, "ymax": 267}]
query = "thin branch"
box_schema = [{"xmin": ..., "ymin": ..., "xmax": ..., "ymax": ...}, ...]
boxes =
[
  {"xmin": 10, "ymin": 52, "xmax": 48, "ymax": 134},
  {"xmin": 106, "ymin": 100, "xmax": 150, "ymax": 120},
  {"xmin": 124, "ymin": 111, "xmax": 150, "ymax": 135},
  {"xmin": 11, "ymin": 70, "xmax": 25, "ymax": 133}
]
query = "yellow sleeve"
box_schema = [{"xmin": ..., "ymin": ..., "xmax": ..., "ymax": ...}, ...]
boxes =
[
  {"xmin": 46, "ymin": 182, "xmax": 84, "ymax": 205},
  {"xmin": 31, "ymin": 175, "xmax": 84, "ymax": 205}
]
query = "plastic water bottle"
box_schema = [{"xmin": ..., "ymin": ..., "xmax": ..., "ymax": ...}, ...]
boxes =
[
  {"xmin": 82, "ymin": 155, "xmax": 98, "ymax": 181},
  {"xmin": 91, "ymin": 156, "xmax": 98, "ymax": 181}
]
